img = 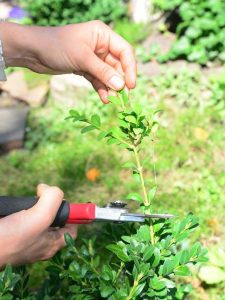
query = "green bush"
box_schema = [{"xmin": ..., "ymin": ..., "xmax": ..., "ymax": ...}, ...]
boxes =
[
  {"xmin": 21, "ymin": 0, "xmax": 127, "ymax": 26},
  {"xmin": 154, "ymin": 0, "xmax": 225, "ymax": 64},
  {"xmin": 0, "ymin": 90, "xmax": 207, "ymax": 299}
]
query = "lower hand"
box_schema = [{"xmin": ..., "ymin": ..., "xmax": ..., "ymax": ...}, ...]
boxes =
[{"xmin": 0, "ymin": 184, "xmax": 77, "ymax": 267}]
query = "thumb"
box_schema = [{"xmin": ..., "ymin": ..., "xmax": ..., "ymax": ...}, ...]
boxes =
[
  {"xmin": 26, "ymin": 184, "xmax": 64, "ymax": 232},
  {"xmin": 83, "ymin": 49, "xmax": 125, "ymax": 90}
]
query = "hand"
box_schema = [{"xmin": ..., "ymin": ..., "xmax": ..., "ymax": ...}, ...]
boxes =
[
  {"xmin": 1, "ymin": 21, "xmax": 136, "ymax": 103},
  {"xmin": 0, "ymin": 184, "xmax": 77, "ymax": 267}
]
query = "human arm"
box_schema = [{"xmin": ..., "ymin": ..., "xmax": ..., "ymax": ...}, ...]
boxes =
[{"xmin": 0, "ymin": 20, "xmax": 136, "ymax": 103}]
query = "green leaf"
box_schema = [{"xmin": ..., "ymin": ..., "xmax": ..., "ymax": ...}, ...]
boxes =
[
  {"xmin": 175, "ymin": 265, "xmax": 191, "ymax": 276},
  {"xmin": 136, "ymin": 225, "xmax": 151, "ymax": 242},
  {"xmin": 118, "ymin": 119, "xmax": 129, "ymax": 128},
  {"xmin": 133, "ymin": 103, "xmax": 142, "ymax": 115},
  {"xmin": 93, "ymin": 256, "xmax": 100, "ymax": 268},
  {"xmin": 180, "ymin": 250, "xmax": 191, "ymax": 264},
  {"xmin": 125, "ymin": 115, "xmax": 137, "ymax": 124},
  {"xmin": 148, "ymin": 186, "xmax": 157, "ymax": 202},
  {"xmin": 171, "ymin": 37, "xmax": 191, "ymax": 56},
  {"xmin": 81, "ymin": 125, "xmax": 96, "ymax": 134},
  {"xmin": 64, "ymin": 233, "xmax": 74, "ymax": 248},
  {"xmin": 151, "ymin": 248, "xmax": 161, "ymax": 267},
  {"xmin": 108, "ymin": 95, "xmax": 121, "ymax": 105},
  {"xmin": 107, "ymin": 138, "xmax": 118, "ymax": 145},
  {"xmin": 198, "ymin": 265, "xmax": 225, "ymax": 284},
  {"xmin": 71, "ymin": 115, "xmax": 87, "ymax": 122},
  {"xmin": 97, "ymin": 131, "xmax": 108, "ymax": 140},
  {"xmin": 111, "ymin": 127, "xmax": 125, "ymax": 139},
  {"xmin": 69, "ymin": 109, "xmax": 79, "ymax": 117},
  {"xmin": 133, "ymin": 172, "xmax": 141, "ymax": 183},
  {"xmin": 126, "ymin": 192, "xmax": 142, "ymax": 202},
  {"xmin": 133, "ymin": 128, "xmax": 143, "ymax": 135},
  {"xmin": 132, "ymin": 282, "xmax": 146, "ymax": 298},
  {"xmin": 106, "ymin": 243, "xmax": 130, "ymax": 262},
  {"xmin": 118, "ymin": 89, "xmax": 129, "ymax": 105},
  {"xmin": 161, "ymin": 259, "xmax": 176, "ymax": 276},
  {"xmin": 122, "ymin": 162, "xmax": 136, "ymax": 169},
  {"xmin": 91, "ymin": 114, "xmax": 101, "ymax": 127},
  {"xmin": 190, "ymin": 242, "xmax": 201, "ymax": 258},
  {"xmin": 186, "ymin": 27, "xmax": 202, "ymax": 39},
  {"xmin": 143, "ymin": 247, "xmax": 154, "ymax": 261},
  {"xmin": 101, "ymin": 265, "xmax": 114, "ymax": 281},
  {"xmin": 100, "ymin": 282, "xmax": 114, "ymax": 298},
  {"xmin": 151, "ymin": 277, "xmax": 166, "ymax": 291},
  {"xmin": 69, "ymin": 261, "xmax": 80, "ymax": 273},
  {"xmin": 155, "ymin": 288, "xmax": 167, "ymax": 297}
]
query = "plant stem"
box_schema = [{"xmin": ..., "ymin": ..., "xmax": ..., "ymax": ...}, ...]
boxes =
[
  {"xmin": 74, "ymin": 249, "xmax": 100, "ymax": 276},
  {"xmin": 126, "ymin": 279, "xmax": 139, "ymax": 300},
  {"xmin": 118, "ymin": 93, "xmax": 125, "ymax": 111},
  {"xmin": 133, "ymin": 146, "xmax": 149, "ymax": 207},
  {"xmin": 133, "ymin": 145, "xmax": 155, "ymax": 244},
  {"xmin": 113, "ymin": 262, "xmax": 124, "ymax": 284}
]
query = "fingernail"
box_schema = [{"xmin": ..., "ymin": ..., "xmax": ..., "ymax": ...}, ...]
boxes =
[
  {"xmin": 108, "ymin": 89, "xmax": 117, "ymax": 97},
  {"xmin": 108, "ymin": 76, "xmax": 124, "ymax": 90}
]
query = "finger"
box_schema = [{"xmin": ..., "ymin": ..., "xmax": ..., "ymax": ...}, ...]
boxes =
[
  {"xmin": 104, "ymin": 54, "xmax": 130, "ymax": 98},
  {"xmin": 31, "ymin": 226, "xmax": 78, "ymax": 262},
  {"xmin": 109, "ymin": 31, "xmax": 136, "ymax": 89},
  {"xmin": 83, "ymin": 47, "xmax": 125, "ymax": 91},
  {"xmin": 26, "ymin": 184, "xmax": 64, "ymax": 232},
  {"xmin": 104, "ymin": 53, "xmax": 124, "ymax": 75},
  {"xmin": 84, "ymin": 74, "xmax": 109, "ymax": 104},
  {"xmin": 51, "ymin": 225, "xmax": 78, "ymax": 250}
]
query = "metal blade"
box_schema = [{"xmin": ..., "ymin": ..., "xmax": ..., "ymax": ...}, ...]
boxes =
[
  {"xmin": 144, "ymin": 213, "xmax": 175, "ymax": 219},
  {"xmin": 122, "ymin": 212, "xmax": 174, "ymax": 220}
]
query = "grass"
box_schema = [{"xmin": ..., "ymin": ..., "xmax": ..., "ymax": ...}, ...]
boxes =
[{"xmin": 0, "ymin": 69, "xmax": 224, "ymax": 298}]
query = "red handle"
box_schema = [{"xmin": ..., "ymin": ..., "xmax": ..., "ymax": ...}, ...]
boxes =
[{"xmin": 67, "ymin": 203, "xmax": 96, "ymax": 224}]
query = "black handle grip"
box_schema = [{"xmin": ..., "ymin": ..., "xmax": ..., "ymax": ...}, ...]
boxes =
[{"xmin": 0, "ymin": 196, "xmax": 69, "ymax": 227}]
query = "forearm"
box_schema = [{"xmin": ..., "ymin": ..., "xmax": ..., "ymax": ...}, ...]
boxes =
[{"xmin": 0, "ymin": 22, "xmax": 42, "ymax": 69}]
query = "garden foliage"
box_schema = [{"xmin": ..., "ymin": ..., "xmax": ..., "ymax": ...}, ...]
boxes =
[
  {"xmin": 154, "ymin": 0, "xmax": 225, "ymax": 64},
  {"xmin": 21, "ymin": 0, "xmax": 126, "ymax": 26},
  {"xmin": 0, "ymin": 90, "xmax": 207, "ymax": 299}
]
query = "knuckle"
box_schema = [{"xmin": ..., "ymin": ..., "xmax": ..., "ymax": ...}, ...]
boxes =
[
  {"xmin": 100, "ymin": 65, "xmax": 111, "ymax": 80},
  {"xmin": 50, "ymin": 186, "xmax": 64, "ymax": 198},
  {"xmin": 41, "ymin": 252, "xmax": 52, "ymax": 261},
  {"xmin": 42, "ymin": 248, "xmax": 58, "ymax": 260},
  {"xmin": 93, "ymin": 20, "xmax": 104, "ymax": 27}
]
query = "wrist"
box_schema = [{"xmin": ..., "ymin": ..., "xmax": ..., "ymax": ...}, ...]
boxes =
[{"xmin": 0, "ymin": 22, "xmax": 40, "ymax": 69}]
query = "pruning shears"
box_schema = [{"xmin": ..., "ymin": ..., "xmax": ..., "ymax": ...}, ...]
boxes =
[{"xmin": 0, "ymin": 197, "xmax": 174, "ymax": 227}]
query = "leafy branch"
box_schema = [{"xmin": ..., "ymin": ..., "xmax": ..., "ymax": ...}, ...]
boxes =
[{"xmin": 67, "ymin": 89, "xmax": 159, "ymax": 243}]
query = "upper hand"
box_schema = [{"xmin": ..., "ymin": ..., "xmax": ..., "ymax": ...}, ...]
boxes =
[
  {"xmin": 34, "ymin": 21, "xmax": 136, "ymax": 103},
  {"xmin": 2, "ymin": 21, "xmax": 136, "ymax": 103}
]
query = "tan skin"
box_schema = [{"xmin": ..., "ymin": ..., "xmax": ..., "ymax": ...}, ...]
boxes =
[
  {"xmin": 0, "ymin": 20, "xmax": 136, "ymax": 267},
  {"xmin": 1, "ymin": 20, "xmax": 136, "ymax": 103}
]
